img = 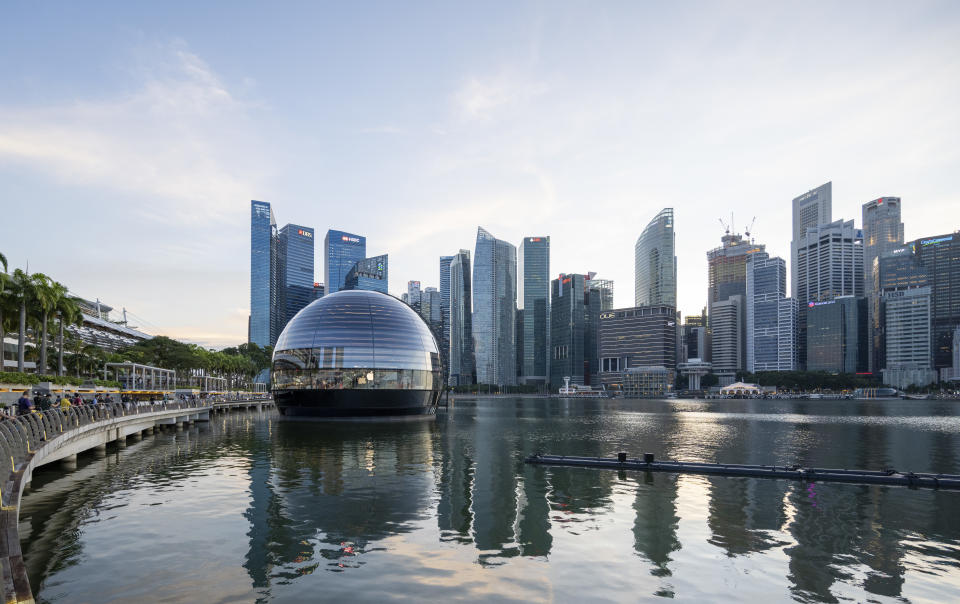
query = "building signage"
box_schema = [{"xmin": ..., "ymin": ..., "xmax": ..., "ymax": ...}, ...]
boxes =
[
  {"xmin": 341, "ymin": 236, "xmax": 361, "ymax": 243},
  {"xmin": 600, "ymin": 312, "xmax": 615, "ymax": 320},
  {"xmin": 808, "ymin": 300, "xmax": 836, "ymax": 308},
  {"xmin": 530, "ymin": 237, "xmax": 542, "ymax": 242},
  {"xmin": 298, "ymin": 229, "xmax": 312, "ymax": 238},
  {"xmin": 920, "ymin": 235, "xmax": 953, "ymax": 246}
]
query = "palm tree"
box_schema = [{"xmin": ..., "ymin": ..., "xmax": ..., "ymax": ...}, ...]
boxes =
[
  {"xmin": 0, "ymin": 252, "xmax": 8, "ymax": 371},
  {"xmin": 9, "ymin": 269, "xmax": 36, "ymax": 373},
  {"xmin": 55, "ymin": 292, "xmax": 82, "ymax": 377},
  {"xmin": 31, "ymin": 274, "xmax": 56, "ymax": 375}
]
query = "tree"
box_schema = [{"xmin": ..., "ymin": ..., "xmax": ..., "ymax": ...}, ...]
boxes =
[
  {"xmin": 9, "ymin": 269, "xmax": 36, "ymax": 373},
  {"xmin": 0, "ymin": 253, "xmax": 8, "ymax": 370},
  {"xmin": 55, "ymin": 292, "xmax": 82, "ymax": 377},
  {"xmin": 30, "ymin": 273, "xmax": 57, "ymax": 375}
]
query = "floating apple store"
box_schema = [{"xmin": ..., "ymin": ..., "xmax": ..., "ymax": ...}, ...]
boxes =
[{"xmin": 271, "ymin": 290, "xmax": 442, "ymax": 418}]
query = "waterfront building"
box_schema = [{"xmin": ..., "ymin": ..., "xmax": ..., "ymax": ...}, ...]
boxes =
[
  {"xmin": 795, "ymin": 219, "xmax": 864, "ymax": 368},
  {"xmin": 549, "ymin": 273, "xmax": 601, "ymax": 388},
  {"xmin": 439, "ymin": 255, "xmax": 454, "ymax": 382},
  {"xmin": 791, "ymin": 182, "xmax": 832, "ymax": 297},
  {"xmin": 473, "ymin": 228, "xmax": 517, "ymax": 386},
  {"xmin": 518, "ymin": 236, "xmax": 550, "ymax": 385},
  {"xmin": 312, "ymin": 283, "xmax": 325, "ymax": 300},
  {"xmin": 324, "ymin": 230, "xmax": 366, "ymax": 296},
  {"xmin": 449, "ymin": 249, "xmax": 475, "ymax": 385},
  {"xmin": 806, "ymin": 296, "xmax": 867, "ymax": 374},
  {"xmin": 635, "ymin": 208, "xmax": 677, "ymax": 308},
  {"xmin": 277, "ymin": 224, "xmax": 315, "ymax": 327},
  {"xmin": 342, "ymin": 255, "xmax": 388, "ymax": 294},
  {"xmin": 598, "ymin": 305, "xmax": 677, "ymax": 389},
  {"xmin": 621, "ymin": 366, "xmax": 672, "ymax": 398},
  {"xmin": 710, "ymin": 295, "xmax": 744, "ymax": 385},
  {"xmin": 881, "ymin": 286, "xmax": 935, "ymax": 389},
  {"xmin": 250, "ymin": 200, "xmax": 281, "ymax": 347},
  {"xmin": 678, "ymin": 358, "xmax": 711, "ymax": 390},
  {"xmin": 746, "ymin": 254, "xmax": 797, "ymax": 372},
  {"xmin": 953, "ymin": 325, "xmax": 960, "ymax": 380},
  {"xmin": 863, "ymin": 197, "xmax": 904, "ymax": 372}
]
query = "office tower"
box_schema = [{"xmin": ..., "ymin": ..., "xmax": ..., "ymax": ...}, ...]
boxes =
[
  {"xmin": 863, "ymin": 197, "xmax": 904, "ymax": 372},
  {"xmin": 881, "ymin": 286, "xmax": 934, "ymax": 389},
  {"xmin": 953, "ymin": 325, "xmax": 960, "ymax": 380},
  {"xmin": 250, "ymin": 200, "xmax": 278, "ymax": 347},
  {"xmin": 710, "ymin": 295, "xmax": 744, "ymax": 383},
  {"xmin": 635, "ymin": 208, "xmax": 677, "ymax": 307},
  {"xmin": 439, "ymin": 255, "xmax": 454, "ymax": 381},
  {"xmin": 682, "ymin": 313, "xmax": 707, "ymax": 362},
  {"xmin": 277, "ymin": 224, "xmax": 315, "ymax": 326},
  {"xmin": 518, "ymin": 236, "xmax": 550, "ymax": 385},
  {"xmin": 707, "ymin": 231, "xmax": 765, "ymax": 375},
  {"xmin": 795, "ymin": 219, "xmax": 864, "ymax": 368},
  {"xmin": 746, "ymin": 254, "xmax": 797, "ymax": 372},
  {"xmin": 324, "ymin": 230, "xmax": 366, "ymax": 295},
  {"xmin": 806, "ymin": 297, "xmax": 867, "ymax": 373},
  {"xmin": 401, "ymin": 293, "xmax": 409, "ymax": 304},
  {"xmin": 312, "ymin": 283, "xmax": 325, "ymax": 300},
  {"xmin": 912, "ymin": 233, "xmax": 960, "ymax": 377},
  {"xmin": 407, "ymin": 281, "xmax": 422, "ymax": 311},
  {"xmin": 342, "ymin": 255, "xmax": 388, "ymax": 293},
  {"xmin": 421, "ymin": 287, "xmax": 442, "ymax": 331},
  {"xmin": 587, "ymin": 276, "xmax": 615, "ymax": 311},
  {"xmin": 549, "ymin": 273, "xmax": 601, "ymax": 388},
  {"xmin": 875, "ymin": 243, "xmax": 926, "ymax": 372},
  {"xmin": 791, "ymin": 182, "xmax": 832, "ymax": 297},
  {"xmin": 449, "ymin": 249, "xmax": 475, "ymax": 386},
  {"xmin": 473, "ymin": 227, "xmax": 517, "ymax": 386},
  {"xmin": 598, "ymin": 305, "xmax": 677, "ymax": 389}
]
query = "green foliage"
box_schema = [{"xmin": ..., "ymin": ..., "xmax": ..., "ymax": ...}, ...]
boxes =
[
  {"xmin": 736, "ymin": 370, "xmax": 881, "ymax": 391},
  {"xmin": 701, "ymin": 373, "xmax": 720, "ymax": 388},
  {"xmin": 0, "ymin": 371, "xmax": 112, "ymax": 386}
]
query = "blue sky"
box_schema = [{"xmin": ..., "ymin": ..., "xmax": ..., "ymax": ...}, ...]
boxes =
[{"xmin": 2, "ymin": 1, "xmax": 959, "ymax": 347}]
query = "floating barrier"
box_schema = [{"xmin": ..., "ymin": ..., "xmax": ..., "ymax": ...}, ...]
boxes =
[{"xmin": 524, "ymin": 453, "xmax": 960, "ymax": 490}]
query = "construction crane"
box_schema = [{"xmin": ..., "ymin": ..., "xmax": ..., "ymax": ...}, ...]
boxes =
[
  {"xmin": 718, "ymin": 217, "xmax": 730, "ymax": 235},
  {"xmin": 745, "ymin": 216, "xmax": 756, "ymax": 241}
]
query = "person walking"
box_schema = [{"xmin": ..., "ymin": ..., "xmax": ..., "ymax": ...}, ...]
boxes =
[{"xmin": 17, "ymin": 391, "xmax": 33, "ymax": 416}]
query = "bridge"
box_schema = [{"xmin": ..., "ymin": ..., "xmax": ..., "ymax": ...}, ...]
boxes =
[{"xmin": 0, "ymin": 398, "xmax": 274, "ymax": 604}]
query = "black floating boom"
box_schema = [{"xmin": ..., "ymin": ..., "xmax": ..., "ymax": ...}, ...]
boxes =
[{"xmin": 525, "ymin": 453, "xmax": 960, "ymax": 491}]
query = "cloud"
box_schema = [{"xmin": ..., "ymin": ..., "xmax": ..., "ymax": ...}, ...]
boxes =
[
  {"xmin": 453, "ymin": 72, "xmax": 549, "ymax": 121},
  {"xmin": 0, "ymin": 44, "xmax": 268, "ymax": 225}
]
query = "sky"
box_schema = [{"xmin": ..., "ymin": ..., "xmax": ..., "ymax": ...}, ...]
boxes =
[{"xmin": 2, "ymin": 1, "xmax": 959, "ymax": 348}]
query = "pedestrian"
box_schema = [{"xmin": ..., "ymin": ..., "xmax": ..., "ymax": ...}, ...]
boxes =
[
  {"xmin": 60, "ymin": 396, "xmax": 71, "ymax": 411},
  {"xmin": 17, "ymin": 391, "xmax": 33, "ymax": 416},
  {"xmin": 40, "ymin": 394, "xmax": 52, "ymax": 411}
]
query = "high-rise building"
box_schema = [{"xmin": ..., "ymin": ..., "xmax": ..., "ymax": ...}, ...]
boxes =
[
  {"xmin": 439, "ymin": 255, "xmax": 454, "ymax": 382},
  {"xmin": 682, "ymin": 313, "xmax": 707, "ymax": 362},
  {"xmin": 407, "ymin": 281, "xmax": 422, "ymax": 311},
  {"xmin": 598, "ymin": 305, "xmax": 677, "ymax": 389},
  {"xmin": 953, "ymin": 325, "xmax": 960, "ymax": 380},
  {"xmin": 635, "ymin": 208, "xmax": 677, "ymax": 308},
  {"xmin": 324, "ymin": 230, "xmax": 366, "ymax": 296},
  {"xmin": 421, "ymin": 287, "xmax": 442, "ymax": 332},
  {"xmin": 277, "ymin": 224, "xmax": 315, "ymax": 327},
  {"xmin": 518, "ymin": 236, "xmax": 550, "ymax": 385},
  {"xmin": 449, "ymin": 249, "xmax": 475, "ymax": 386},
  {"xmin": 710, "ymin": 295, "xmax": 744, "ymax": 384},
  {"xmin": 473, "ymin": 227, "xmax": 517, "ymax": 386},
  {"xmin": 549, "ymin": 273, "xmax": 601, "ymax": 388},
  {"xmin": 250, "ymin": 200, "xmax": 279, "ymax": 347},
  {"xmin": 707, "ymin": 232, "xmax": 765, "ymax": 375},
  {"xmin": 863, "ymin": 197, "xmax": 904, "ymax": 372},
  {"xmin": 791, "ymin": 182, "xmax": 832, "ymax": 297},
  {"xmin": 911, "ymin": 233, "xmax": 960, "ymax": 376},
  {"xmin": 881, "ymin": 286, "xmax": 934, "ymax": 389},
  {"xmin": 587, "ymin": 277, "xmax": 615, "ymax": 311},
  {"xmin": 806, "ymin": 297, "xmax": 867, "ymax": 374},
  {"xmin": 312, "ymin": 283, "xmax": 325, "ymax": 300},
  {"xmin": 746, "ymin": 254, "xmax": 797, "ymax": 372},
  {"xmin": 342, "ymin": 255, "xmax": 388, "ymax": 294},
  {"xmin": 795, "ymin": 219, "xmax": 864, "ymax": 368}
]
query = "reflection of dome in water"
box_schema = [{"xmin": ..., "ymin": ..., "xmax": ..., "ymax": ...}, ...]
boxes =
[{"xmin": 271, "ymin": 290, "xmax": 442, "ymax": 417}]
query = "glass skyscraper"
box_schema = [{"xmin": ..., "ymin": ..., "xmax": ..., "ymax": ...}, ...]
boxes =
[
  {"xmin": 791, "ymin": 182, "xmax": 832, "ymax": 298},
  {"xmin": 806, "ymin": 297, "xmax": 867, "ymax": 374},
  {"xmin": 324, "ymin": 230, "xmax": 366, "ymax": 296},
  {"xmin": 449, "ymin": 249, "xmax": 474, "ymax": 386},
  {"xmin": 250, "ymin": 200, "xmax": 278, "ymax": 347},
  {"xmin": 549, "ymin": 273, "xmax": 601, "ymax": 388},
  {"xmin": 863, "ymin": 197, "xmax": 904, "ymax": 372},
  {"xmin": 634, "ymin": 208, "xmax": 677, "ymax": 307},
  {"xmin": 518, "ymin": 236, "xmax": 550, "ymax": 385},
  {"xmin": 746, "ymin": 254, "xmax": 797, "ymax": 372},
  {"xmin": 472, "ymin": 227, "xmax": 517, "ymax": 386},
  {"xmin": 278, "ymin": 224, "xmax": 315, "ymax": 327},
  {"xmin": 343, "ymin": 254, "xmax": 388, "ymax": 294},
  {"xmin": 439, "ymin": 255, "xmax": 454, "ymax": 382},
  {"xmin": 707, "ymin": 232, "xmax": 765, "ymax": 373}
]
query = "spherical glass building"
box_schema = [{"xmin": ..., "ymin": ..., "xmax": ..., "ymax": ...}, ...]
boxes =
[{"xmin": 271, "ymin": 290, "xmax": 442, "ymax": 418}]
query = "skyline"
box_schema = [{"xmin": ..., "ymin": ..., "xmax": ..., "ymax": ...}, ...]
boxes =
[{"xmin": 2, "ymin": 2, "xmax": 959, "ymax": 348}]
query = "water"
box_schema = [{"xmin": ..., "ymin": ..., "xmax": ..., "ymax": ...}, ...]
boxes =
[{"xmin": 19, "ymin": 398, "xmax": 960, "ymax": 603}]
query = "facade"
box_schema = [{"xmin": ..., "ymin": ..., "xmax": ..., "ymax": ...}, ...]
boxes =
[
  {"xmin": 954, "ymin": 325, "xmax": 960, "ymax": 380},
  {"xmin": 439, "ymin": 255, "xmax": 454, "ymax": 382},
  {"xmin": 312, "ymin": 283, "xmax": 325, "ymax": 300},
  {"xmin": 449, "ymin": 249, "xmax": 475, "ymax": 385},
  {"xmin": 277, "ymin": 224, "xmax": 315, "ymax": 328},
  {"xmin": 795, "ymin": 219, "xmax": 864, "ymax": 368},
  {"xmin": 324, "ymin": 230, "xmax": 366, "ymax": 296},
  {"xmin": 407, "ymin": 281, "xmax": 422, "ymax": 311},
  {"xmin": 635, "ymin": 208, "xmax": 677, "ymax": 308},
  {"xmin": 472, "ymin": 227, "xmax": 517, "ymax": 386},
  {"xmin": 791, "ymin": 182, "xmax": 832, "ymax": 297},
  {"xmin": 621, "ymin": 366, "xmax": 672, "ymax": 398},
  {"xmin": 746, "ymin": 254, "xmax": 797, "ymax": 372},
  {"xmin": 598, "ymin": 305, "xmax": 677, "ymax": 389},
  {"xmin": 882, "ymin": 287, "xmax": 933, "ymax": 385},
  {"xmin": 707, "ymin": 232, "xmax": 765, "ymax": 375},
  {"xmin": 342, "ymin": 255, "xmax": 388, "ymax": 294},
  {"xmin": 549, "ymin": 273, "xmax": 601, "ymax": 388},
  {"xmin": 806, "ymin": 297, "xmax": 867, "ymax": 374},
  {"xmin": 710, "ymin": 295, "xmax": 744, "ymax": 383},
  {"xmin": 863, "ymin": 197, "xmax": 904, "ymax": 372},
  {"xmin": 914, "ymin": 233, "xmax": 960, "ymax": 374},
  {"xmin": 587, "ymin": 277, "xmax": 615, "ymax": 311},
  {"xmin": 250, "ymin": 200, "xmax": 278, "ymax": 347},
  {"xmin": 518, "ymin": 236, "xmax": 550, "ymax": 385},
  {"xmin": 421, "ymin": 287, "xmax": 442, "ymax": 333},
  {"xmin": 271, "ymin": 290, "xmax": 442, "ymax": 417}
]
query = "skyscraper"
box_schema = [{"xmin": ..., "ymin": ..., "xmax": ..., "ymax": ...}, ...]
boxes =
[
  {"xmin": 882, "ymin": 286, "xmax": 934, "ymax": 389},
  {"xmin": 439, "ymin": 255, "xmax": 454, "ymax": 382},
  {"xmin": 806, "ymin": 297, "xmax": 867, "ymax": 374},
  {"xmin": 250, "ymin": 200, "xmax": 278, "ymax": 347},
  {"xmin": 407, "ymin": 281, "xmax": 422, "ymax": 311},
  {"xmin": 710, "ymin": 295, "xmax": 744, "ymax": 382},
  {"xmin": 449, "ymin": 249, "xmax": 474, "ymax": 386},
  {"xmin": 324, "ymin": 230, "xmax": 366, "ymax": 296},
  {"xmin": 795, "ymin": 219, "xmax": 864, "ymax": 368},
  {"xmin": 598, "ymin": 305, "xmax": 677, "ymax": 389},
  {"xmin": 707, "ymin": 231, "xmax": 765, "ymax": 375},
  {"xmin": 277, "ymin": 224, "xmax": 315, "ymax": 327},
  {"xmin": 863, "ymin": 197, "xmax": 904, "ymax": 372},
  {"xmin": 518, "ymin": 236, "xmax": 550, "ymax": 385},
  {"xmin": 342, "ymin": 255, "xmax": 388, "ymax": 294},
  {"xmin": 587, "ymin": 277, "xmax": 615, "ymax": 311},
  {"xmin": 549, "ymin": 273, "xmax": 601, "ymax": 388},
  {"xmin": 473, "ymin": 227, "xmax": 517, "ymax": 386},
  {"xmin": 635, "ymin": 208, "xmax": 677, "ymax": 307},
  {"xmin": 746, "ymin": 254, "xmax": 797, "ymax": 372},
  {"xmin": 791, "ymin": 182, "xmax": 832, "ymax": 297}
]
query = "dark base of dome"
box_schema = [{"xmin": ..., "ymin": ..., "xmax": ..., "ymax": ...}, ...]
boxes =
[{"xmin": 274, "ymin": 388, "xmax": 440, "ymax": 418}]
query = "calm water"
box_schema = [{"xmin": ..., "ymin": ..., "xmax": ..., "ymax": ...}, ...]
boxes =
[{"xmin": 19, "ymin": 398, "xmax": 960, "ymax": 603}]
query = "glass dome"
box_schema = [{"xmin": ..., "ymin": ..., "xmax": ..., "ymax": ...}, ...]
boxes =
[{"xmin": 272, "ymin": 290, "xmax": 441, "ymax": 403}]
